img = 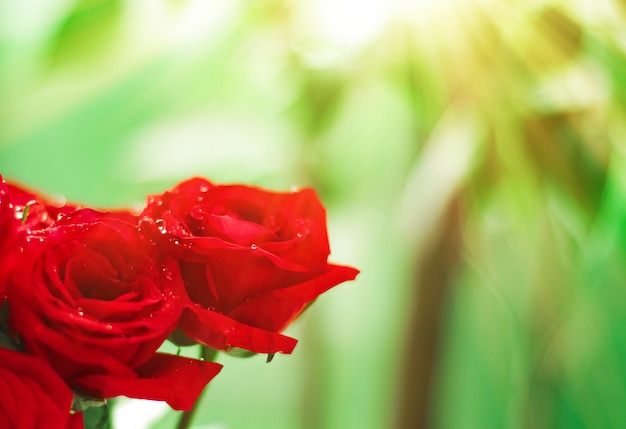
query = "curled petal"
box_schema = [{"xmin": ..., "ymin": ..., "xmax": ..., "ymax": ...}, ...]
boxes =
[{"xmin": 228, "ymin": 264, "xmax": 360, "ymax": 332}]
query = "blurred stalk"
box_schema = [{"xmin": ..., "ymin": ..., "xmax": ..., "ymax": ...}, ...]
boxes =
[
  {"xmin": 300, "ymin": 315, "xmax": 328, "ymax": 429},
  {"xmin": 395, "ymin": 192, "xmax": 464, "ymax": 429}
]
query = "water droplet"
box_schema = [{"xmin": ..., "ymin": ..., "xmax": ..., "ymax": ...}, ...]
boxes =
[
  {"xmin": 148, "ymin": 196, "xmax": 164, "ymax": 206},
  {"xmin": 224, "ymin": 344, "xmax": 233, "ymax": 352},
  {"xmin": 250, "ymin": 244, "xmax": 257, "ymax": 250},
  {"xmin": 199, "ymin": 185, "xmax": 209, "ymax": 192},
  {"xmin": 161, "ymin": 267, "xmax": 173, "ymax": 280},
  {"xmin": 104, "ymin": 324, "xmax": 113, "ymax": 330},
  {"xmin": 155, "ymin": 219, "xmax": 167, "ymax": 234}
]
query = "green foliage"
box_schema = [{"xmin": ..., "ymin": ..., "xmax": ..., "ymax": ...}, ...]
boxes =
[
  {"xmin": 83, "ymin": 402, "xmax": 112, "ymax": 429},
  {"xmin": 47, "ymin": 0, "xmax": 123, "ymax": 68}
]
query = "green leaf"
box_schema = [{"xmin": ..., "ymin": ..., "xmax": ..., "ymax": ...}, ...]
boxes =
[
  {"xmin": 83, "ymin": 401, "xmax": 112, "ymax": 429},
  {"xmin": 46, "ymin": 0, "xmax": 122, "ymax": 68}
]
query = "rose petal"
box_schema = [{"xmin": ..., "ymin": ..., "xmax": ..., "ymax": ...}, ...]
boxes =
[
  {"xmin": 228, "ymin": 264, "xmax": 360, "ymax": 331},
  {"xmin": 74, "ymin": 354, "xmax": 222, "ymax": 410},
  {"xmin": 0, "ymin": 349, "xmax": 77, "ymax": 429},
  {"xmin": 180, "ymin": 306, "xmax": 297, "ymax": 354}
]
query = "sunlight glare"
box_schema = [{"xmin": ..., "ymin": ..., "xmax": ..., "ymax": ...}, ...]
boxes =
[
  {"xmin": 391, "ymin": 0, "xmax": 475, "ymax": 22},
  {"xmin": 292, "ymin": 0, "xmax": 389, "ymax": 66}
]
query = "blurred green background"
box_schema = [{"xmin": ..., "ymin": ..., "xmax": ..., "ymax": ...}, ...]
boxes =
[{"xmin": 3, "ymin": 0, "xmax": 626, "ymax": 428}]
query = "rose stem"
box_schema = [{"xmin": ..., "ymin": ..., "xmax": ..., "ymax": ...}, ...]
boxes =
[{"xmin": 176, "ymin": 346, "xmax": 219, "ymax": 429}]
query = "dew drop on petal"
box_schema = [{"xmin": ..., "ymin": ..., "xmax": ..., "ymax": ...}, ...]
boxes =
[
  {"xmin": 148, "ymin": 196, "xmax": 164, "ymax": 207},
  {"xmin": 161, "ymin": 267, "xmax": 173, "ymax": 280},
  {"xmin": 155, "ymin": 219, "xmax": 167, "ymax": 234},
  {"xmin": 250, "ymin": 244, "xmax": 257, "ymax": 250}
]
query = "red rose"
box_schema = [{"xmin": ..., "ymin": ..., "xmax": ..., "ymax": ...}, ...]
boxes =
[
  {"xmin": 140, "ymin": 178, "xmax": 359, "ymax": 354},
  {"xmin": 1, "ymin": 177, "xmax": 78, "ymax": 301},
  {"xmin": 0, "ymin": 175, "xmax": 16, "ymax": 236},
  {"xmin": 0, "ymin": 178, "xmax": 65, "ymax": 287},
  {"xmin": 0, "ymin": 176, "xmax": 20, "ymax": 297},
  {"xmin": 4, "ymin": 179, "xmax": 137, "ymax": 228},
  {"xmin": 5, "ymin": 209, "xmax": 221, "ymax": 410},
  {"xmin": 3, "ymin": 180, "xmax": 76, "ymax": 230},
  {"xmin": 0, "ymin": 348, "xmax": 84, "ymax": 429}
]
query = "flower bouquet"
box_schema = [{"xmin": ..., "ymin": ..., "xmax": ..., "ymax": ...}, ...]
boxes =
[{"xmin": 0, "ymin": 175, "xmax": 358, "ymax": 428}]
